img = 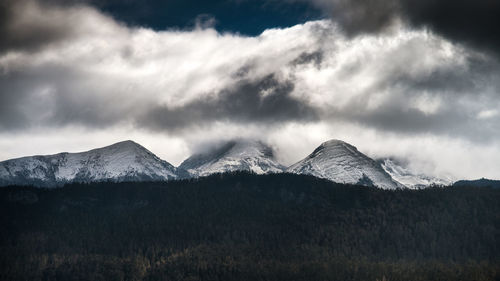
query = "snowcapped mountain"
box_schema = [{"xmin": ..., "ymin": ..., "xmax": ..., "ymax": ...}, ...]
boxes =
[
  {"xmin": 287, "ymin": 140, "xmax": 403, "ymax": 189},
  {"xmin": 0, "ymin": 138, "xmax": 460, "ymax": 189},
  {"xmin": 0, "ymin": 140, "xmax": 179, "ymax": 187},
  {"xmin": 179, "ymin": 139, "xmax": 285, "ymax": 177},
  {"xmin": 380, "ymin": 159, "xmax": 453, "ymax": 189}
]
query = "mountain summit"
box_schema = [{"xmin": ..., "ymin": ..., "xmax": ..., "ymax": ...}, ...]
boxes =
[
  {"xmin": 179, "ymin": 139, "xmax": 285, "ymax": 177},
  {"xmin": 287, "ymin": 140, "xmax": 403, "ymax": 189},
  {"xmin": 0, "ymin": 140, "xmax": 179, "ymax": 187}
]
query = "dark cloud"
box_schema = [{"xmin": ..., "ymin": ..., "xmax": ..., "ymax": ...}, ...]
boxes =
[
  {"xmin": 322, "ymin": 94, "xmax": 500, "ymax": 143},
  {"xmin": 0, "ymin": 65, "xmax": 138, "ymax": 131},
  {"xmin": 0, "ymin": 0, "xmax": 75, "ymax": 54},
  {"xmin": 401, "ymin": 0, "xmax": 500, "ymax": 56},
  {"xmin": 301, "ymin": 0, "xmax": 500, "ymax": 56},
  {"xmin": 335, "ymin": 105, "xmax": 464, "ymax": 137},
  {"xmin": 290, "ymin": 50, "xmax": 324, "ymax": 68},
  {"xmin": 313, "ymin": 0, "xmax": 399, "ymax": 35},
  {"xmin": 0, "ymin": 69, "xmax": 63, "ymax": 130},
  {"xmin": 0, "ymin": 79, "xmax": 30, "ymax": 130},
  {"xmin": 0, "ymin": 70, "xmax": 318, "ymax": 133},
  {"xmin": 378, "ymin": 59, "xmax": 494, "ymax": 96},
  {"xmin": 138, "ymin": 74, "xmax": 318, "ymax": 131}
]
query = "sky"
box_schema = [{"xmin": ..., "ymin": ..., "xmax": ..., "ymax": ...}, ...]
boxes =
[{"xmin": 0, "ymin": 0, "xmax": 499, "ymax": 180}]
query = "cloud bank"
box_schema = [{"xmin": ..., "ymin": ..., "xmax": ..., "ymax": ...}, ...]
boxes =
[
  {"xmin": 295, "ymin": 0, "xmax": 500, "ymax": 57},
  {"xmin": 0, "ymin": 0, "xmax": 499, "ymax": 179}
]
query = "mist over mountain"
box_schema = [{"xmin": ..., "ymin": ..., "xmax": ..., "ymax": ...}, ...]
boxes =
[
  {"xmin": 179, "ymin": 139, "xmax": 285, "ymax": 177},
  {"xmin": 379, "ymin": 158, "xmax": 453, "ymax": 189}
]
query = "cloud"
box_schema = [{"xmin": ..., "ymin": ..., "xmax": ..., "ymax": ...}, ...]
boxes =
[
  {"xmin": 0, "ymin": 0, "xmax": 499, "ymax": 179},
  {"xmin": 477, "ymin": 109, "xmax": 498, "ymax": 120},
  {"xmin": 290, "ymin": 50, "xmax": 324, "ymax": 68},
  {"xmin": 0, "ymin": 0, "xmax": 65, "ymax": 53},
  {"xmin": 139, "ymin": 74, "xmax": 318, "ymax": 132},
  {"xmin": 301, "ymin": 0, "xmax": 399, "ymax": 35},
  {"xmin": 295, "ymin": 0, "xmax": 500, "ymax": 56},
  {"xmin": 0, "ymin": 11, "xmax": 329, "ymax": 131},
  {"xmin": 0, "ymin": 0, "xmax": 121, "ymax": 55},
  {"xmin": 318, "ymin": 50, "xmax": 500, "ymax": 141}
]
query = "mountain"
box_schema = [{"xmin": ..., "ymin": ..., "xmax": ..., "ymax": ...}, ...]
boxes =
[
  {"xmin": 453, "ymin": 178, "xmax": 500, "ymax": 189},
  {"xmin": 179, "ymin": 139, "xmax": 285, "ymax": 177},
  {"xmin": 287, "ymin": 140, "xmax": 402, "ymax": 189},
  {"xmin": 379, "ymin": 159, "xmax": 453, "ymax": 189},
  {"xmin": 0, "ymin": 140, "xmax": 179, "ymax": 187}
]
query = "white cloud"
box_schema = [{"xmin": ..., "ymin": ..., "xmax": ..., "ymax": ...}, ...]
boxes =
[{"xmin": 477, "ymin": 109, "xmax": 498, "ymax": 120}]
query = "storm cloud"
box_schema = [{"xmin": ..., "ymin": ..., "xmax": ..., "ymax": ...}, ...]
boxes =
[
  {"xmin": 140, "ymin": 74, "xmax": 318, "ymax": 131},
  {"xmin": 0, "ymin": 0, "xmax": 119, "ymax": 54},
  {"xmin": 297, "ymin": 0, "xmax": 500, "ymax": 56}
]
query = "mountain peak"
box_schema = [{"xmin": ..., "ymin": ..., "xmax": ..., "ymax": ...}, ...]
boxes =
[
  {"xmin": 222, "ymin": 139, "xmax": 275, "ymax": 158},
  {"xmin": 288, "ymin": 139, "xmax": 402, "ymax": 189},
  {"xmin": 0, "ymin": 140, "xmax": 178, "ymax": 187},
  {"xmin": 321, "ymin": 139, "xmax": 350, "ymax": 147},
  {"xmin": 179, "ymin": 139, "xmax": 284, "ymax": 177},
  {"xmin": 314, "ymin": 139, "xmax": 358, "ymax": 154},
  {"xmin": 97, "ymin": 140, "xmax": 144, "ymax": 151},
  {"xmin": 111, "ymin": 139, "xmax": 139, "ymax": 146}
]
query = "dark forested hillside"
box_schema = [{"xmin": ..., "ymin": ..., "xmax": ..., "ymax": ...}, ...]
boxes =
[
  {"xmin": 454, "ymin": 178, "xmax": 500, "ymax": 189},
  {"xmin": 0, "ymin": 172, "xmax": 498, "ymax": 281}
]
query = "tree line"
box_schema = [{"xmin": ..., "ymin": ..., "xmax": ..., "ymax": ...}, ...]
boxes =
[{"xmin": 0, "ymin": 172, "xmax": 498, "ymax": 281}]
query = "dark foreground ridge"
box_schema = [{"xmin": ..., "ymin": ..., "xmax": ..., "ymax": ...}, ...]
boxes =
[
  {"xmin": 454, "ymin": 178, "xmax": 500, "ymax": 189},
  {"xmin": 1, "ymin": 172, "xmax": 498, "ymax": 281}
]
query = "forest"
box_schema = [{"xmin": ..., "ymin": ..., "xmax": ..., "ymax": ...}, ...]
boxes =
[{"xmin": 0, "ymin": 172, "xmax": 498, "ymax": 281}]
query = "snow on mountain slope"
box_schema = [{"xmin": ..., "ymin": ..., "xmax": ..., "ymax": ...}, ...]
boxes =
[
  {"xmin": 0, "ymin": 140, "xmax": 179, "ymax": 187},
  {"xmin": 380, "ymin": 159, "xmax": 453, "ymax": 189},
  {"xmin": 179, "ymin": 139, "xmax": 285, "ymax": 177},
  {"xmin": 287, "ymin": 140, "xmax": 403, "ymax": 189}
]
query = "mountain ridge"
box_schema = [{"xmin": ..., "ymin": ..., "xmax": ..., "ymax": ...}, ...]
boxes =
[
  {"xmin": 0, "ymin": 140, "xmax": 179, "ymax": 187},
  {"xmin": 453, "ymin": 178, "xmax": 500, "ymax": 189},
  {"xmin": 0, "ymin": 138, "xmax": 474, "ymax": 189},
  {"xmin": 379, "ymin": 158, "xmax": 453, "ymax": 189}
]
